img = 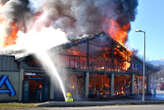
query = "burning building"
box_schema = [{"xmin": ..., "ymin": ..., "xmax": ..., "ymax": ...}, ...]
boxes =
[
  {"xmin": 0, "ymin": 0, "xmax": 159, "ymax": 102},
  {"xmin": 0, "ymin": 31, "xmax": 159, "ymax": 102},
  {"xmin": 6, "ymin": 32, "xmax": 156, "ymax": 102}
]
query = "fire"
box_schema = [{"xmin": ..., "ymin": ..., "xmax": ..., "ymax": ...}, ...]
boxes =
[
  {"xmin": 124, "ymin": 61, "xmax": 131, "ymax": 70},
  {"xmin": 0, "ymin": 19, "xmax": 19, "ymax": 47},
  {"xmin": 108, "ymin": 18, "xmax": 130, "ymax": 45},
  {"xmin": 107, "ymin": 18, "xmax": 132, "ymax": 70},
  {"xmin": 3, "ymin": 22, "xmax": 19, "ymax": 47},
  {"xmin": 72, "ymin": 50, "xmax": 80, "ymax": 56},
  {"xmin": 0, "ymin": 3, "xmax": 19, "ymax": 48}
]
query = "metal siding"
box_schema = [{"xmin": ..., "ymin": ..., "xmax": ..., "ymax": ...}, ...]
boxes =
[
  {"xmin": 0, "ymin": 72, "xmax": 21, "ymax": 101},
  {"xmin": 0, "ymin": 56, "xmax": 18, "ymax": 71}
]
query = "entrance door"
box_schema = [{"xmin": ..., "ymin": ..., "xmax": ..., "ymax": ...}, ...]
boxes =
[{"xmin": 23, "ymin": 78, "xmax": 49, "ymax": 102}]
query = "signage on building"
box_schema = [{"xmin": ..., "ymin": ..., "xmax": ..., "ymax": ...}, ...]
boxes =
[{"xmin": 0, "ymin": 75, "xmax": 16, "ymax": 96}]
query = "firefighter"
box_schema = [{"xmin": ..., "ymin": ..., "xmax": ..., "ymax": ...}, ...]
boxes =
[{"xmin": 65, "ymin": 92, "xmax": 74, "ymax": 102}]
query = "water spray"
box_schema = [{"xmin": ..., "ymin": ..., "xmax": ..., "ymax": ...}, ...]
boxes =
[{"xmin": 17, "ymin": 27, "xmax": 68, "ymax": 100}]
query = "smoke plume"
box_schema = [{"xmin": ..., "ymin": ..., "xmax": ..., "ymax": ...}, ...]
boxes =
[
  {"xmin": 41, "ymin": 0, "xmax": 138, "ymax": 40},
  {"xmin": 0, "ymin": 0, "xmax": 138, "ymax": 45}
]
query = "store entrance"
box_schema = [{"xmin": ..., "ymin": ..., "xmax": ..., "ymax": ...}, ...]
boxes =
[{"xmin": 23, "ymin": 74, "xmax": 49, "ymax": 102}]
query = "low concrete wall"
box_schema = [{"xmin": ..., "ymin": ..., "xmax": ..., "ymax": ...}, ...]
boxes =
[{"xmin": 0, "ymin": 71, "xmax": 22, "ymax": 102}]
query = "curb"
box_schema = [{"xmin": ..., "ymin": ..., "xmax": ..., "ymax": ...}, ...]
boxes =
[{"xmin": 38, "ymin": 100, "xmax": 164, "ymax": 107}]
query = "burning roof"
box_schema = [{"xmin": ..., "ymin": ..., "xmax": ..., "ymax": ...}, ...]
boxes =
[
  {"xmin": 50, "ymin": 32, "xmax": 147, "ymax": 73},
  {"xmin": 54, "ymin": 32, "xmax": 131, "ymax": 55},
  {"xmin": 17, "ymin": 32, "xmax": 158, "ymax": 74},
  {"xmin": 53, "ymin": 33, "xmax": 158, "ymax": 74}
]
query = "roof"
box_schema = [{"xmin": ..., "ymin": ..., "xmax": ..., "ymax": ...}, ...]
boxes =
[
  {"xmin": 18, "ymin": 32, "xmax": 159, "ymax": 74},
  {"xmin": 51, "ymin": 32, "xmax": 159, "ymax": 73},
  {"xmin": 51, "ymin": 32, "xmax": 130, "ymax": 56}
]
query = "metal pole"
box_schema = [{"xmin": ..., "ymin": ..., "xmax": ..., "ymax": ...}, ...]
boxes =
[{"xmin": 142, "ymin": 32, "xmax": 146, "ymax": 102}]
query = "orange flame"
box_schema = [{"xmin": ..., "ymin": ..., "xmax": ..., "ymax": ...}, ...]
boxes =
[
  {"xmin": 0, "ymin": 3, "xmax": 19, "ymax": 47},
  {"xmin": 3, "ymin": 22, "xmax": 19, "ymax": 47},
  {"xmin": 107, "ymin": 18, "xmax": 132, "ymax": 70},
  {"xmin": 108, "ymin": 18, "xmax": 130, "ymax": 45}
]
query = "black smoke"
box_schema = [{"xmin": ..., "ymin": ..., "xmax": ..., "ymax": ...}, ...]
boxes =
[{"xmin": 0, "ymin": 0, "xmax": 138, "ymax": 41}]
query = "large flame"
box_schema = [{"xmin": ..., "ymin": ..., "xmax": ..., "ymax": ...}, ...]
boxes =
[
  {"xmin": 3, "ymin": 22, "xmax": 19, "ymax": 47},
  {"xmin": 107, "ymin": 18, "xmax": 132, "ymax": 70},
  {"xmin": 108, "ymin": 18, "xmax": 130, "ymax": 45},
  {"xmin": 0, "ymin": 3, "xmax": 18, "ymax": 47}
]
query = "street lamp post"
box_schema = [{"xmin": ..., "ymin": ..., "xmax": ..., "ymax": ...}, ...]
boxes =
[{"xmin": 135, "ymin": 30, "xmax": 146, "ymax": 102}]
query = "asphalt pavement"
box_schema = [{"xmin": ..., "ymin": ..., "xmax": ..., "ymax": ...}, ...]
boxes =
[
  {"xmin": 1, "ymin": 104, "xmax": 164, "ymax": 110},
  {"xmin": 38, "ymin": 94, "xmax": 164, "ymax": 107},
  {"xmin": 42, "ymin": 105, "xmax": 164, "ymax": 110}
]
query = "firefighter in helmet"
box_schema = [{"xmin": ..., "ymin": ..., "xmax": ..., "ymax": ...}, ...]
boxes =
[{"xmin": 65, "ymin": 92, "xmax": 74, "ymax": 102}]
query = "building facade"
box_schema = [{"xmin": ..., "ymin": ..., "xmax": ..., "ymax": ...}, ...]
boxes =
[
  {"xmin": 0, "ymin": 55, "xmax": 23, "ymax": 102},
  {"xmin": 0, "ymin": 33, "xmax": 158, "ymax": 102}
]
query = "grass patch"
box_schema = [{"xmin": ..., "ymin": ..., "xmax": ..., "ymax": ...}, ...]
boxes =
[{"xmin": 0, "ymin": 103, "xmax": 38, "ymax": 109}]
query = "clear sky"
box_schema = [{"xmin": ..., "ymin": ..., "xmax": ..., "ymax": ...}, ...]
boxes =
[{"xmin": 127, "ymin": 0, "xmax": 164, "ymax": 61}]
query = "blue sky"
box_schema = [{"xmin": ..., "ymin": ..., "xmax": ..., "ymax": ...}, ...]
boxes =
[{"xmin": 127, "ymin": 0, "xmax": 164, "ymax": 61}]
